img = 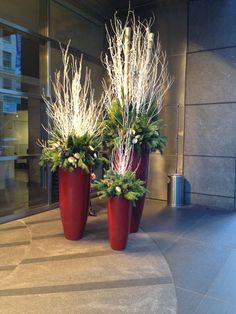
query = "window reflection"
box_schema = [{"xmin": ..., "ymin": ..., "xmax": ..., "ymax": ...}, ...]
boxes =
[
  {"xmin": 0, "ymin": 97, "xmax": 48, "ymax": 216},
  {"xmin": 0, "ymin": 26, "xmax": 48, "ymax": 217},
  {"xmin": 0, "ymin": 28, "xmax": 41, "ymax": 97},
  {"xmin": 50, "ymin": 1, "xmax": 104, "ymax": 58}
]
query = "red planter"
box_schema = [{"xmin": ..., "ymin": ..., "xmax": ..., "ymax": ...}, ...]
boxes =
[
  {"xmin": 59, "ymin": 167, "xmax": 90, "ymax": 240},
  {"xmin": 130, "ymin": 149, "xmax": 150, "ymax": 233},
  {"xmin": 107, "ymin": 197, "xmax": 131, "ymax": 250}
]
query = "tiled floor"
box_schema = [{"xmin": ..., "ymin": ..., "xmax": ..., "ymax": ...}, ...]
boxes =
[
  {"xmin": 1, "ymin": 198, "xmax": 236, "ymax": 313},
  {"xmin": 141, "ymin": 199, "xmax": 236, "ymax": 314},
  {"xmin": 0, "ymin": 199, "xmax": 176, "ymax": 314}
]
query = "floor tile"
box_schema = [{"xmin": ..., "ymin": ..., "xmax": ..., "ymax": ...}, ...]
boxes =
[
  {"xmin": 143, "ymin": 230, "xmax": 180, "ymax": 253},
  {"xmin": 207, "ymin": 250, "xmax": 236, "ymax": 305},
  {"xmin": 0, "ymin": 245, "xmax": 29, "ymax": 266},
  {"xmin": 0, "ymin": 285, "xmax": 176, "ymax": 314},
  {"xmin": 195, "ymin": 296, "xmax": 236, "ymax": 314},
  {"xmin": 163, "ymin": 237, "xmax": 230, "ymax": 294},
  {"xmin": 142, "ymin": 202, "xmax": 207, "ymax": 237},
  {"xmin": 0, "ymin": 223, "xmax": 30, "ymax": 245},
  {"xmin": 175, "ymin": 287, "xmax": 203, "ymax": 314},
  {"xmin": 183, "ymin": 212, "xmax": 236, "ymax": 248}
]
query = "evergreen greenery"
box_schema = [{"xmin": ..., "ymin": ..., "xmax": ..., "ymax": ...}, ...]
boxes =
[
  {"xmin": 92, "ymin": 169, "xmax": 147, "ymax": 202},
  {"xmin": 101, "ymin": 98, "xmax": 167, "ymax": 154},
  {"xmin": 40, "ymin": 131, "xmax": 106, "ymax": 173}
]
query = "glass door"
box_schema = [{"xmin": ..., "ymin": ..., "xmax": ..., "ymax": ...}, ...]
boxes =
[
  {"xmin": 0, "ymin": 26, "xmax": 49, "ymax": 218},
  {"xmin": 0, "ymin": 96, "xmax": 48, "ymax": 216}
]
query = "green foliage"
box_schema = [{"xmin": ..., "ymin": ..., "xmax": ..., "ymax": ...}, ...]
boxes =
[
  {"xmin": 92, "ymin": 169, "xmax": 147, "ymax": 203},
  {"xmin": 40, "ymin": 132, "xmax": 107, "ymax": 173},
  {"xmin": 101, "ymin": 98, "xmax": 167, "ymax": 153}
]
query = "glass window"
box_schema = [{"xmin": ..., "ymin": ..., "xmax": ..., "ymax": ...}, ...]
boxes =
[
  {"xmin": 0, "ymin": 27, "xmax": 47, "ymax": 96},
  {"xmin": 0, "ymin": 0, "xmax": 43, "ymax": 34},
  {"xmin": 0, "ymin": 96, "xmax": 48, "ymax": 217},
  {"xmin": 3, "ymin": 30, "xmax": 12, "ymax": 43},
  {"xmin": 0, "ymin": 25, "xmax": 48, "ymax": 218},
  {"xmin": 50, "ymin": 47, "xmax": 105, "ymax": 100},
  {"xmin": 3, "ymin": 51, "xmax": 12, "ymax": 69},
  {"xmin": 3, "ymin": 78, "xmax": 12, "ymax": 89},
  {"xmin": 50, "ymin": 1, "xmax": 104, "ymax": 58}
]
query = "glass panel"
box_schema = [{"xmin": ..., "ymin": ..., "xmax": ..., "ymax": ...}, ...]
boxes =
[
  {"xmin": 0, "ymin": 97, "xmax": 48, "ymax": 217},
  {"xmin": 83, "ymin": 60, "xmax": 105, "ymax": 100},
  {"xmin": 50, "ymin": 1, "xmax": 104, "ymax": 58},
  {"xmin": 0, "ymin": 27, "xmax": 46, "ymax": 97},
  {"xmin": 3, "ymin": 51, "xmax": 12, "ymax": 68},
  {"xmin": 50, "ymin": 47, "xmax": 105, "ymax": 100},
  {"xmin": 0, "ymin": 25, "xmax": 49, "ymax": 218},
  {"xmin": 0, "ymin": 0, "xmax": 43, "ymax": 34}
]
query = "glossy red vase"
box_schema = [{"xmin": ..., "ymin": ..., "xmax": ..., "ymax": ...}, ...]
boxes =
[
  {"xmin": 59, "ymin": 167, "xmax": 90, "ymax": 240},
  {"xmin": 130, "ymin": 150, "xmax": 150, "ymax": 233},
  {"xmin": 107, "ymin": 197, "xmax": 131, "ymax": 250}
]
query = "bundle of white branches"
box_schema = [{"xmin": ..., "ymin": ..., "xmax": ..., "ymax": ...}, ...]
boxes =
[
  {"xmin": 111, "ymin": 130, "xmax": 133, "ymax": 176},
  {"xmin": 102, "ymin": 11, "xmax": 173, "ymax": 120},
  {"xmin": 110, "ymin": 112, "xmax": 137, "ymax": 176},
  {"xmin": 43, "ymin": 43, "xmax": 104, "ymax": 143}
]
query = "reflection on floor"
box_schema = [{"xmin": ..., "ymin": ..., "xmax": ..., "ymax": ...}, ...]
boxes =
[{"xmin": 0, "ymin": 169, "xmax": 47, "ymax": 217}]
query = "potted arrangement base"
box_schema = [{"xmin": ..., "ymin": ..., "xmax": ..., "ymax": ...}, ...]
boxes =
[
  {"xmin": 92, "ymin": 168, "xmax": 147, "ymax": 251},
  {"xmin": 59, "ymin": 167, "xmax": 91, "ymax": 240},
  {"xmin": 107, "ymin": 197, "xmax": 131, "ymax": 250},
  {"xmin": 130, "ymin": 149, "xmax": 150, "ymax": 233}
]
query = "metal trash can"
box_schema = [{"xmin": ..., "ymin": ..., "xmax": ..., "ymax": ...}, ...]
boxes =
[{"xmin": 167, "ymin": 174, "xmax": 184, "ymax": 207}]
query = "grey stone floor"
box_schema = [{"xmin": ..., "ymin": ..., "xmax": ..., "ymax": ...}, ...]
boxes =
[
  {"xmin": 142, "ymin": 199, "xmax": 236, "ymax": 314},
  {"xmin": 1, "ymin": 198, "xmax": 236, "ymax": 313},
  {"xmin": 0, "ymin": 198, "xmax": 176, "ymax": 314}
]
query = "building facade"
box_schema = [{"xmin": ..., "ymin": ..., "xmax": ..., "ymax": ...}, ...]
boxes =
[{"xmin": 1, "ymin": 0, "xmax": 236, "ymax": 223}]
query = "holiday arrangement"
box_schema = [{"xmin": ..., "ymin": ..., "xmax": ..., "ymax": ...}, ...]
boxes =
[
  {"xmin": 101, "ymin": 12, "xmax": 172, "ymax": 232},
  {"xmin": 39, "ymin": 45, "xmax": 105, "ymax": 240},
  {"xmin": 92, "ymin": 129, "xmax": 147, "ymax": 249},
  {"xmin": 39, "ymin": 11, "xmax": 172, "ymax": 250}
]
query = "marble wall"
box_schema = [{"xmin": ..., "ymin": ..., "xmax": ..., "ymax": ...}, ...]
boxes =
[
  {"xmin": 68, "ymin": 0, "xmax": 236, "ymax": 210},
  {"xmin": 184, "ymin": 0, "xmax": 236, "ymax": 210}
]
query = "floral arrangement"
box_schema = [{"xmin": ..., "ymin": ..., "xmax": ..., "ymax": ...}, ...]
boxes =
[
  {"xmin": 92, "ymin": 130, "xmax": 147, "ymax": 202},
  {"xmin": 39, "ymin": 44, "xmax": 105, "ymax": 172},
  {"xmin": 40, "ymin": 132, "xmax": 105, "ymax": 172},
  {"xmin": 101, "ymin": 12, "xmax": 172, "ymax": 153},
  {"xmin": 92, "ymin": 169, "xmax": 147, "ymax": 201},
  {"xmin": 101, "ymin": 98, "xmax": 167, "ymax": 154}
]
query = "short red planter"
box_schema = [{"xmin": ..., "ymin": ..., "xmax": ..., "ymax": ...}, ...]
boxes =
[
  {"xmin": 107, "ymin": 197, "xmax": 131, "ymax": 250},
  {"xmin": 130, "ymin": 149, "xmax": 150, "ymax": 233},
  {"xmin": 59, "ymin": 167, "xmax": 90, "ymax": 240}
]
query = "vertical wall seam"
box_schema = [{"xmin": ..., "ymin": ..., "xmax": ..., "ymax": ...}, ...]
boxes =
[
  {"xmin": 182, "ymin": 0, "xmax": 189, "ymax": 183},
  {"xmin": 234, "ymin": 157, "xmax": 236, "ymax": 210}
]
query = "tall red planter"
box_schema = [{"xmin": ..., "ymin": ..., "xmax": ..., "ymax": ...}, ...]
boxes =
[
  {"xmin": 130, "ymin": 149, "xmax": 150, "ymax": 233},
  {"xmin": 107, "ymin": 197, "xmax": 131, "ymax": 250},
  {"xmin": 59, "ymin": 167, "xmax": 90, "ymax": 240}
]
